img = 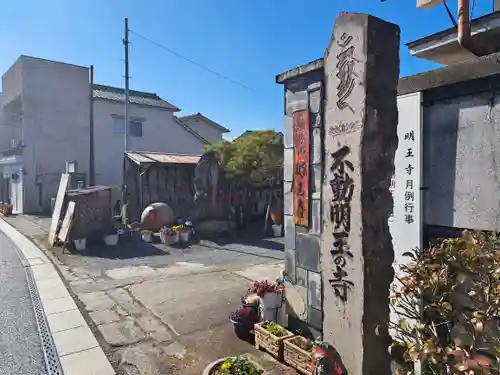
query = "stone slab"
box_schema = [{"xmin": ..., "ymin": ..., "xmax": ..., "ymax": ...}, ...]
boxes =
[
  {"xmin": 52, "ymin": 325, "xmax": 99, "ymax": 356},
  {"xmin": 129, "ymin": 272, "xmax": 251, "ymax": 336},
  {"xmin": 60, "ymin": 347, "xmax": 115, "ymax": 375},
  {"xmin": 27, "ymin": 257, "xmax": 46, "ymax": 266},
  {"xmin": 108, "ymin": 288, "xmax": 144, "ymax": 316},
  {"xmin": 77, "ymin": 291, "xmax": 116, "ymax": 312},
  {"xmin": 43, "ymin": 296, "xmax": 78, "ymax": 315},
  {"xmin": 136, "ymin": 314, "xmax": 173, "ymax": 343},
  {"xmin": 37, "ymin": 277, "xmax": 70, "ymax": 301},
  {"xmin": 89, "ymin": 309, "xmax": 122, "ymax": 326},
  {"xmin": 98, "ymin": 318, "xmax": 145, "ymax": 346},
  {"xmin": 105, "ymin": 266, "xmax": 158, "ymax": 280},
  {"xmin": 31, "ymin": 263, "xmax": 59, "ymax": 281},
  {"xmin": 321, "ymin": 12, "xmax": 399, "ymax": 375},
  {"xmin": 47, "ymin": 309, "xmax": 87, "ymax": 333},
  {"xmin": 295, "ymin": 233, "xmax": 320, "ymax": 271}
]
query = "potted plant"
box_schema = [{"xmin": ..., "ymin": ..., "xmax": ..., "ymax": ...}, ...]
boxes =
[
  {"xmin": 248, "ymin": 280, "xmax": 284, "ymax": 309},
  {"xmin": 103, "ymin": 226, "xmax": 119, "ymax": 246},
  {"xmin": 254, "ymin": 321, "xmax": 294, "ymax": 360},
  {"xmin": 202, "ymin": 355, "xmax": 264, "ymax": 375},
  {"xmin": 73, "ymin": 237, "xmax": 86, "ymax": 251},
  {"xmin": 160, "ymin": 226, "xmax": 179, "ymax": 245},
  {"xmin": 173, "ymin": 224, "xmax": 191, "ymax": 242},
  {"xmin": 381, "ymin": 230, "xmax": 500, "ymax": 375},
  {"xmin": 283, "ymin": 336, "xmax": 316, "ymax": 375}
]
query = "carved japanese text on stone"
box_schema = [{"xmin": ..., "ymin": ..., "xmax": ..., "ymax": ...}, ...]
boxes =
[
  {"xmin": 328, "ymin": 121, "xmax": 362, "ymax": 139},
  {"xmin": 328, "ymin": 145, "xmax": 354, "ymax": 302},
  {"xmin": 336, "ymin": 33, "xmax": 358, "ymax": 113},
  {"xmin": 293, "ymin": 110, "xmax": 310, "ymax": 227}
]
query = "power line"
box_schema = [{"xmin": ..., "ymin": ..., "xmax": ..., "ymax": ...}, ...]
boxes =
[{"xmin": 129, "ymin": 29, "xmax": 255, "ymax": 92}]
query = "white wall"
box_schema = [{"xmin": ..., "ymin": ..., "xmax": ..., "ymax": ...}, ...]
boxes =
[
  {"xmin": 19, "ymin": 57, "xmax": 91, "ymax": 212},
  {"xmin": 180, "ymin": 117, "xmax": 224, "ymax": 144},
  {"xmin": 93, "ymin": 100, "xmax": 206, "ymax": 191}
]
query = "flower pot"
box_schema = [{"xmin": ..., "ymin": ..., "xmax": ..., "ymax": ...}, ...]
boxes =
[
  {"xmin": 272, "ymin": 224, "xmax": 282, "ymax": 237},
  {"xmin": 104, "ymin": 233, "xmax": 119, "ymax": 246},
  {"xmin": 180, "ymin": 231, "xmax": 190, "ymax": 242},
  {"xmin": 142, "ymin": 230, "xmax": 153, "ymax": 243},
  {"xmin": 160, "ymin": 231, "xmax": 179, "ymax": 245},
  {"xmin": 261, "ymin": 292, "xmax": 282, "ymax": 309},
  {"xmin": 254, "ymin": 322, "xmax": 295, "ymax": 360},
  {"xmin": 283, "ymin": 336, "xmax": 315, "ymax": 375},
  {"xmin": 202, "ymin": 356, "xmax": 266, "ymax": 375},
  {"xmin": 74, "ymin": 238, "xmax": 86, "ymax": 251}
]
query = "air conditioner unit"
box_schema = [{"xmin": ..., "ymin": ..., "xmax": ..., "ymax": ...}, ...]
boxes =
[{"xmin": 10, "ymin": 138, "xmax": 20, "ymax": 148}]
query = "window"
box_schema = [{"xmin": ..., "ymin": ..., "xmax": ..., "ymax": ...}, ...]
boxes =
[
  {"xmin": 113, "ymin": 117, "xmax": 143, "ymax": 138},
  {"xmin": 129, "ymin": 120, "xmax": 143, "ymax": 138}
]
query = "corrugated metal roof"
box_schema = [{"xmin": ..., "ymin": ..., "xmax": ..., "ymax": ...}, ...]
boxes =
[
  {"xmin": 93, "ymin": 84, "xmax": 180, "ymax": 111},
  {"xmin": 125, "ymin": 151, "xmax": 201, "ymax": 165}
]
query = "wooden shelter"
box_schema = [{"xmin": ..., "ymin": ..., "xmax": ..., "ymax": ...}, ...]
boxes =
[{"xmin": 123, "ymin": 151, "xmax": 201, "ymax": 223}]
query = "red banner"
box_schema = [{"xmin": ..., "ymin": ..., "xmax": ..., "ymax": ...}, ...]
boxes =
[{"xmin": 293, "ymin": 110, "xmax": 310, "ymax": 228}]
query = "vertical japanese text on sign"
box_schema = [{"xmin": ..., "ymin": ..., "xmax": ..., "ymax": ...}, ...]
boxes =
[
  {"xmin": 292, "ymin": 110, "xmax": 310, "ymax": 227},
  {"xmin": 403, "ymin": 129, "xmax": 416, "ymax": 225}
]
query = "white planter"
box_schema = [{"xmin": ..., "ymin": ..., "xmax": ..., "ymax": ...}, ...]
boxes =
[
  {"xmin": 261, "ymin": 292, "xmax": 282, "ymax": 309},
  {"xmin": 142, "ymin": 231, "xmax": 152, "ymax": 243},
  {"xmin": 104, "ymin": 233, "xmax": 119, "ymax": 246},
  {"xmin": 260, "ymin": 306, "xmax": 278, "ymax": 322},
  {"xmin": 74, "ymin": 238, "xmax": 86, "ymax": 251},
  {"xmin": 180, "ymin": 231, "xmax": 190, "ymax": 242},
  {"xmin": 272, "ymin": 224, "xmax": 282, "ymax": 237}
]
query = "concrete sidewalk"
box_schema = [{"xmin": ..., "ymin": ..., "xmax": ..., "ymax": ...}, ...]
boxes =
[
  {"xmin": 0, "ymin": 218, "xmax": 114, "ymax": 375},
  {"xmin": 1, "ymin": 215, "xmax": 294, "ymax": 375}
]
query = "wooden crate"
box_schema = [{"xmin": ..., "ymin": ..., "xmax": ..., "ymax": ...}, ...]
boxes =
[
  {"xmin": 254, "ymin": 322, "xmax": 295, "ymax": 360},
  {"xmin": 283, "ymin": 336, "xmax": 315, "ymax": 375}
]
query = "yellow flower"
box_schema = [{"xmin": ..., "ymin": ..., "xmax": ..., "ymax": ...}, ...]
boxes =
[{"xmin": 221, "ymin": 360, "xmax": 231, "ymax": 370}]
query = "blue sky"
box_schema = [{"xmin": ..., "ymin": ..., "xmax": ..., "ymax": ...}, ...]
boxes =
[{"xmin": 0, "ymin": 0, "xmax": 493, "ymax": 138}]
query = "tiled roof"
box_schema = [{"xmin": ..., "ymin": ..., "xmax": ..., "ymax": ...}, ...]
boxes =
[{"xmin": 93, "ymin": 84, "xmax": 180, "ymax": 111}]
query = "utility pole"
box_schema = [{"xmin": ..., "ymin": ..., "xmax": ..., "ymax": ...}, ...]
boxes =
[
  {"xmin": 124, "ymin": 18, "xmax": 130, "ymax": 151},
  {"xmin": 89, "ymin": 65, "xmax": 95, "ymax": 186}
]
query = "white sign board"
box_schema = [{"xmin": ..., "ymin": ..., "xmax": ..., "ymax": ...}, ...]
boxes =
[
  {"xmin": 389, "ymin": 92, "xmax": 423, "ymax": 331},
  {"xmin": 390, "ymin": 92, "xmax": 423, "ymax": 268}
]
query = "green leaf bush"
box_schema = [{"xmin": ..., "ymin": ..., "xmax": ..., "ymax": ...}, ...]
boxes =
[{"xmin": 387, "ymin": 231, "xmax": 500, "ymax": 375}]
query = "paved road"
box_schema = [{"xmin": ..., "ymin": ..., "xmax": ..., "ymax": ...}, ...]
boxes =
[{"xmin": 0, "ymin": 230, "xmax": 47, "ymax": 375}]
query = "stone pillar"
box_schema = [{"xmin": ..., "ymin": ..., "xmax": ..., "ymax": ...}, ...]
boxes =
[{"xmin": 321, "ymin": 12, "xmax": 400, "ymax": 375}]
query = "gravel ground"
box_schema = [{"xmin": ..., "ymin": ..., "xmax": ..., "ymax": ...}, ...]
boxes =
[{"xmin": 0, "ymin": 231, "xmax": 47, "ymax": 375}]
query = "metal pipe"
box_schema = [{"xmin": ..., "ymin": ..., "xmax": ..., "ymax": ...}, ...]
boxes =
[{"xmin": 457, "ymin": 0, "xmax": 488, "ymax": 57}]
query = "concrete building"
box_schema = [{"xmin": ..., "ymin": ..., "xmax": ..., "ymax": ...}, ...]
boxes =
[
  {"xmin": 0, "ymin": 56, "xmax": 228, "ymax": 214},
  {"xmin": 178, "ymin": 113, "xmax": 230, "ymax": 144}
]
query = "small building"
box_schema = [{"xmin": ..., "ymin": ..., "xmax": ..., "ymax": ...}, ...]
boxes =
[
  {"xmin": 123, "ymin": 151, "xmax": 201, "ymax": 222},
  {"xmin": 0, "ymin": 56, "xmax": 229, "ymax": 214}
]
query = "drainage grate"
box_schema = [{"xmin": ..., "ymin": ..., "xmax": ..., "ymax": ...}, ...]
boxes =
[{"xmin": 24, "ymin": 265, "xmax": 64, "ymax": 375}]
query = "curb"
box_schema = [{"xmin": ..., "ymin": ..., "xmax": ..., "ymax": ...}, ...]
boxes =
[{"xmin": 0, "ymin": 218, "xmax": 115, "ymax": 375}]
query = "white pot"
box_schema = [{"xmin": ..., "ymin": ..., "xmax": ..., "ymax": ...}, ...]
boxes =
[
  {"xmin": 104, "ymin": 233, "xmax": 119, "ymax": 246},
  {"xmin": 260, "ymin": 306, "xmax": 278, "ymax": 322},
  {"xmin": 180, "ymin": 231, "xmax": 190, "ymax": 242},
  {"xmin": 142, "ymin": 231, "xmax": 152, "ymax": 243},
  {"xmin": 261, "ymin": 292, "xmax": 282, "ymax": 309},
  {"xmin": 272, "ymin": 224, "xmax": 282, "ymax": 237},
  {"xmin": 74, "ymin": 238, "xmax": 86, "ymax": 251}
]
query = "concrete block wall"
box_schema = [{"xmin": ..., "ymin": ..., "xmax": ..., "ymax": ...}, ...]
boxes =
[{"xmin": 282, "ymin": 68, "xmax": 324, "ymax": 339}]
